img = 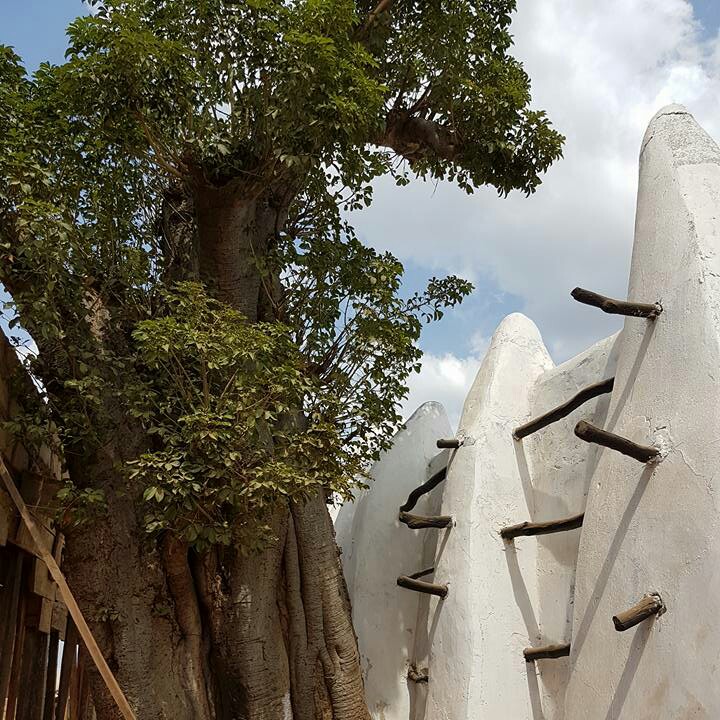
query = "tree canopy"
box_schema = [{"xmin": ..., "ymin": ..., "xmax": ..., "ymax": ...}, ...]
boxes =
[{"xmin": 0, "ymin": 0, "xmax": 563, "ymax": 550}]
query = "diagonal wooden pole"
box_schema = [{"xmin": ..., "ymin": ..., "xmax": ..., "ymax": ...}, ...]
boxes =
[{"xmin": 0, "ymin": 456, "xmax": 137, "ymax": 720}]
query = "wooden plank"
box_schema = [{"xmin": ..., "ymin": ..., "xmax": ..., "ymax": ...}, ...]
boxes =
[
  {"xmin": 0, "ymin": 551, "xmax": 24, "ymax": 712},
  {"xmin": 43, "ymin": 630, "xmax": 60, "ymax": 720},
  {"xmin": 0, "ymin": 456, "xmax": 137, "ymax": 720},
  {"xmin": 6, "ymin": 584, "xmax": 27, "ymax": 720},
  {"xmin": 16, "ymin": 620, "xmax": 49, "ymax": 720},
  {"xmin": 55, "ymin": 621, "xmax": 77, "ymax": 720}
]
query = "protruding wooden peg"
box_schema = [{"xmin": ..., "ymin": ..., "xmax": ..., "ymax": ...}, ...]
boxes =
[
  {"xmin": 500, "ymin": 512, "xmax": 584, "ymax": 540},
  {"xmin": 399, "ymin": 511, "xmax": 453, "ymax": 529},
  {"xmin": 513, "ymin": 377, "xmax": 615, "ymax": 440},
  {"xmin": 400, "ymin": 466, "xmax": 448, "ymax": 513},
  {"xmin": 571, "ymin": 287, "xmax": 662, "ymax": 319},
  {"xmin": 397, "ymin": 568, "xmax": 448, "ymax": 598},
  {"xmin": 574, "ymin": 420, "xmax": 660, "ymax": 463},
  {"xmin": 523, "ymin": 643, "xmax": 571, "ymax": 662},
  {"xmin": 436, "ymin": 438, "xmax": 461, "ymax": 449},
  {"xmin": 613, "ymin": 593, "xmax": 665, "ymax": 632},
  {"xmin": 408, "ymin": 665, "xmax": 429, "ymax": 683}
]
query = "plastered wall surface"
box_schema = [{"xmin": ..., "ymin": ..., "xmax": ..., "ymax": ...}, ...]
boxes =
[
  {"xmin": 565, "ymin": 106, "xmax": 720, "ymax": 720},
  {"xmin": 424, "ymin": 313, "xmax": 553, "ymax": 720},
  {"xmin": 337, "ymin": 106, "xmax": 720, "ymax": 720},
  {"xmin": 335, "ymin": 401, "xmax": 451, "ymax": 720}
]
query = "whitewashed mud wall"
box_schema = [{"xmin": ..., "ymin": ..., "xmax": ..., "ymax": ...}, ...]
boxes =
[
  {"xmin": 337, "ymin": 105, "xmax": 720, "ymax": 720},
  {"xmin": 335, "ymin": 402, "xmax": 451, "ymax": 720}
]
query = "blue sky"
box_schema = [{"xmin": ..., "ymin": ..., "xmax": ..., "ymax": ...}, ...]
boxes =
[{"xmin": 2, "ymin": 0, "xmax": 720, "ymax": 423}]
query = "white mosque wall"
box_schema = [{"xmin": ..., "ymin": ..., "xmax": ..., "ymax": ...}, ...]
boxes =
[{"xmin": 335, "ymin": 401, "xmax": 452, "ymax": 720}]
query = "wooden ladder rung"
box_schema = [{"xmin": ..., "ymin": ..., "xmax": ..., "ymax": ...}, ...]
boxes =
[
  {"xmin": 613, "ymin": 593, "xmax": 665, "ymax": 632},
  {"xmin": 397, "ymin": 568, "xmax": 448, "ymax": 598}
]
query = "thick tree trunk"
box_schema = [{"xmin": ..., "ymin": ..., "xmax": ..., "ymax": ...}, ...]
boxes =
[{"xmin": 59, "ymin": 180, "xmax": 370, "ymax": 719}]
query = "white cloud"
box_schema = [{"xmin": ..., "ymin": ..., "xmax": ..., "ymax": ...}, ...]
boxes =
[
  {"xmin": 358, "ymin": 0, "xmax": 720, "ymax": 418},
  {"xmin": 401, "ymin": 351, "xmax": 484, "ymax": 430}
]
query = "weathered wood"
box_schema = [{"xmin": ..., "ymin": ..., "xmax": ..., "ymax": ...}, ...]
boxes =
[
  {"xmin": 500, "ymin": 512, "xmax": 584, "ymax": 540},
  {"xmin": 399, "ymin": 466, "xmax": 447, "ymax": 513},
  {"xmin": 523, "ymin": 643, "xmax": 571, "ymax": 661},
  {"xmin": 397, "ymin": 569, "xmax": 448, "ymax": 598},
  {"xmin": 574, "ymin": 420, "xmax": 660, "ymax": 463},
  {"xmin": 571, "ymin": 287, "xmax": 662, "ymax": 319},
  {"xmin": 408, "ymin": 665, "xmax": 429, "ymax": 683},
  {"xmin": 6, "ymin": 584, "xmax": 27, "ymax": 720},
  {"xmin": 55, "ymin": 621, "xmax": 77, "ymax": 720},
  {"xmin": 16, "ymin": 620, "xmax": 49, "ymax": 720},
  {"xmin": 0, "ymin": 551, "xmax": 24, "ymax": 708},
  {"xmin": 43, "ymin": 630, "xmax": 60, "ymax": 720},
  {"xmin": 613, "ymin": 593, "xmax": 665, "ymax": 632},
  {"xmin": 398, "ymin": 511, "xmax": 452, "ymax": 529},
  {"xmin": 436, "ymin": 438, "xmax": 461, "ymax": 449},
  {"xmin": 0, "ymin": 456, "xmax": 138, "ymax": 720},
  {"xmin": 513, "ymin": 377, "xmax": 615, "ymax": 440}
]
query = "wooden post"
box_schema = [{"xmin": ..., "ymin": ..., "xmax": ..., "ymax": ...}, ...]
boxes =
[
  {"xmin": 16, "ymin": 614, "xmax": 49, "ymax": 720},
  {"xmin": 574, "ymin": 420, "xmax": 660, "ymax": 463},
  {"xmin": 612, "ymin": 593, "xmax": 665, "ymax": 632},
  {"xmin": 500, "ymin": 512, "xmax": 584, "ymax": 540},
  {"xmin": 513, "ymin": 377, "xmax": 615, "ymax": 440},
  {"xmin": 399, "ymin": 466, "xmax": 447, "ymax": 513},
  {"xmin": 571, "ymin": 287, "xmax": 662, "ymax": 319},
  {"xmin": 398, "ymin": 511, "xmax": 452, "ymax": 529},
  {"xmin": 436, "ymin": 438, "xmax": 461, "ymax": 449},
  {"xmin": 523, "ymin": 643, "xmax": 571, "ymax": 661}
]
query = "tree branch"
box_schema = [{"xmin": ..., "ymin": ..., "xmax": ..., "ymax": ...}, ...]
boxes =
[{"xmin": 376, "ymin": 112, "xmax": 458, "ymax": 164}]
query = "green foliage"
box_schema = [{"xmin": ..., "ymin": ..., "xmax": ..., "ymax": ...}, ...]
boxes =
[{"xmin": 0, "ymin": 0, "xmax": 563, "ymax": 550}]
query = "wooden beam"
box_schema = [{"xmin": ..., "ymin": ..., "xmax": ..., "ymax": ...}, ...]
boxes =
[
  {"xmin": 0, "ymin": 552, "xmax": 24, "ymax": 708},
  {"xmin": 398, "ymin": 511, "xmax": 452, "ymax": 529},
  {"xmin": 55, "ymin": 621, "xmax": 77, "ymax": 720},
  {"xmin": 500, "ymin": 512, "xmax": 584, "ymax": 540},
  {"xmin": 399, "ymin": 466, "xmax": 447, "ymax": 513},
  {"xmin": 613, "ymin": 593, "xmax": 665, "ymax": 632},
  {"xmin": 571, "ymin": 287, "xmax": 662, "ymax": 319},
  {"xmin": 513, "ymin": 377, "xmax": 615, "ymax": 440},
  {"xmin": 436, "ymin": 438, "xmax": 461, "ymax": 449},
  {"xmin": 0, "ymin": 455, "xmax": 137, "ymax": 720},
  {"xmin": 523, "ymin": 643, "xmax": 571, "ymax": 662},
  {"xmin": 574, "ymin": 420, "xmax": 660, "ymax": 463}
]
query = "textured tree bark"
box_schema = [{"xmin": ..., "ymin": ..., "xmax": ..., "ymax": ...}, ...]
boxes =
[{"xmin": 55, "ymin": 178, "xmax": 370, "ymax": 720}]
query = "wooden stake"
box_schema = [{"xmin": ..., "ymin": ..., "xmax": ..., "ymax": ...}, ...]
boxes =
[
  {"xmin": 500, "ymin": 512, "xmax": 584, "ymax": 540},
  {"xmin": 408, "ymin": 665, "xmax": 429, "ymax": 683},
  {"xmin": 436, "ymin": 438, "xmax": 461, "ymax": 449},
  {"xmin": 574, "ymin": 420, "xmax": 660, "ymax": 463},
  {"xmin": 523, "ymin": 643, "xmax": 571, "ymax": 662},
  {"xmin": 400, "ymin": 466, "xmax": 447, "ymax": 513},
  {"xmin": 613, "ymin": 593, "xmax": 665, "ymax": 632},
  {"xmin": 571, "ymin": 287, "xmax": 662, "ymax": 319},
  {"xmin": 398, "ymin": 511, "xmax": 452, "ymax": 529},
  {"xmin": 0, "ymin": 456, "xmax": 137, "ymax": 720},
  {"xmin": 43, "ymin": 630, "xmax": 60, "ymax": 720},
  {"xmin": 397, "ymin": 568, "xmax": 448, "ymax": 598},
  {"xmin": 513, "ymin": 377, "xmax": 615, "ymax": 440},
  {"xmin": 55, "ymin": 622, "xmax": 77, "ymax": 720}
]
